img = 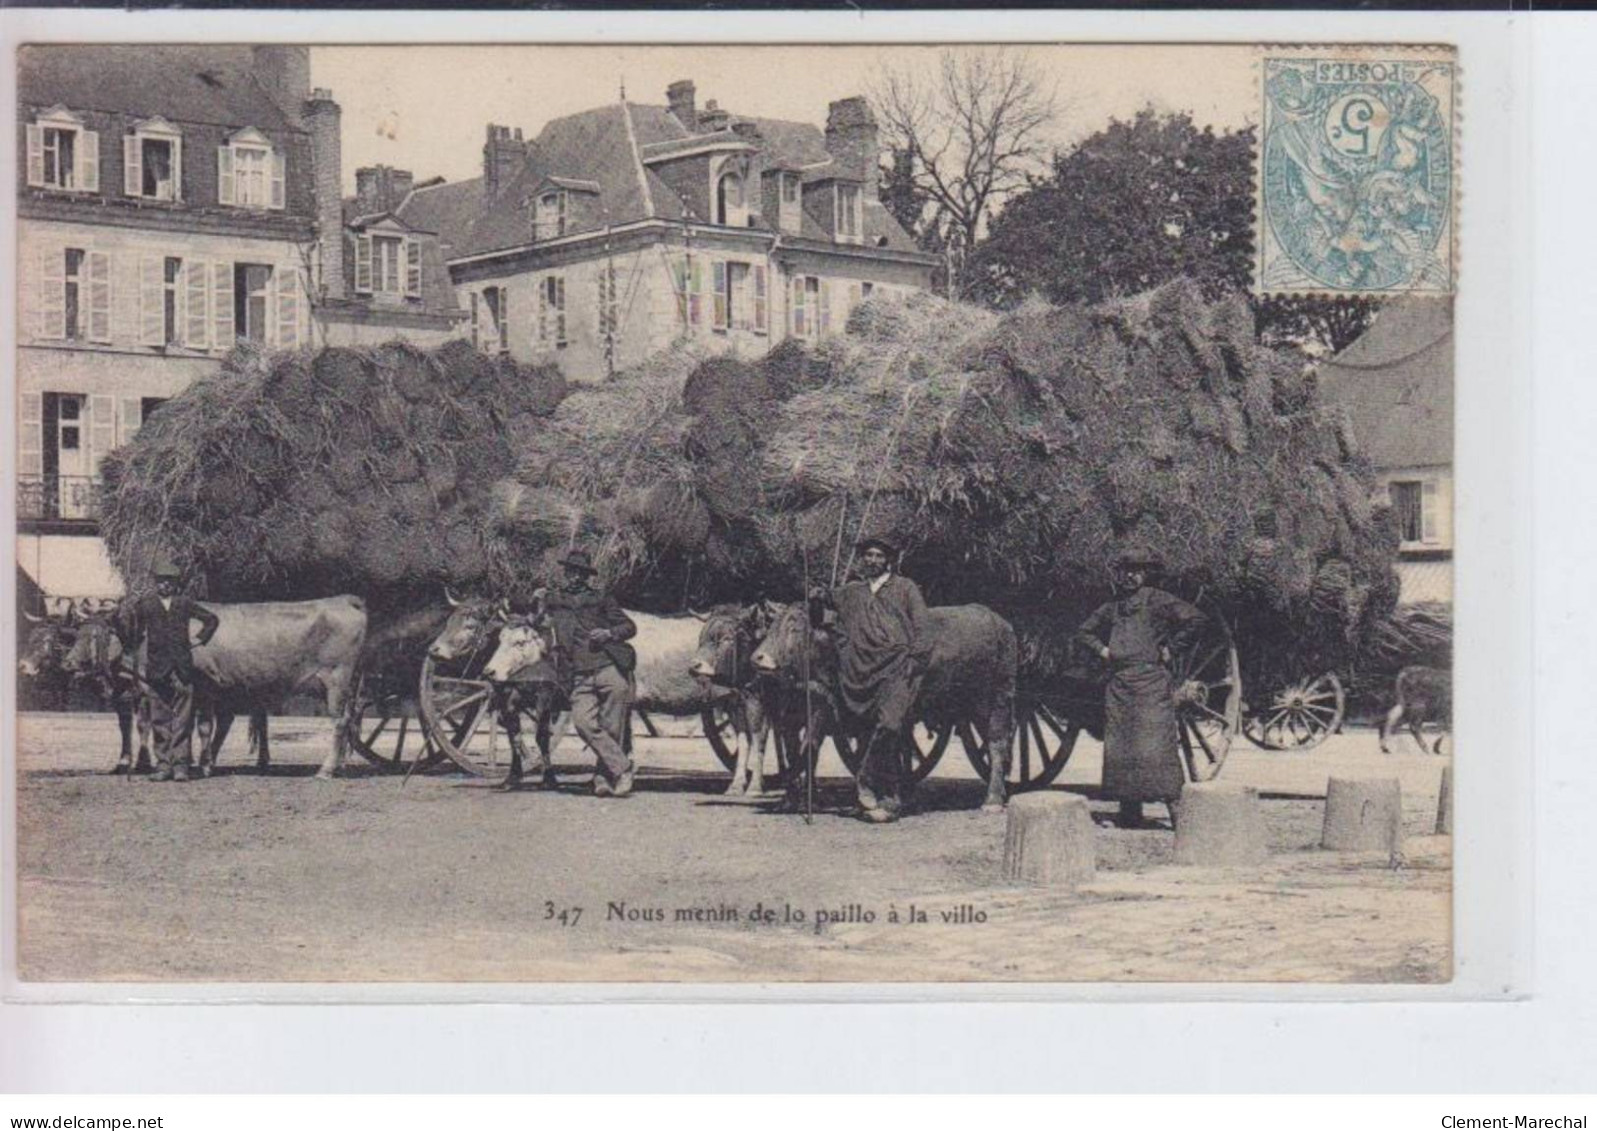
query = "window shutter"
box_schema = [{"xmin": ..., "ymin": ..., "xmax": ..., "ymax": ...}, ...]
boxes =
[
  {"xmin": 86, "ymin": 251, "xmax": 112, "ymax": 342},
  {"xmin": 124, "ymin": 135, "xmax": 143, "ymax": 197},
  {"xmin": 1421, "ymin": 479, "xmax": 1439, "ymax": 543},
  {"xmin": 79, "ymin": 131, "xmax": 99, "ymax": 192},
  {"xmin": 139, "ymin": 256, "xmax": 164, "ymax": 345},
  {"xmin": 557, "ymin": 192, "xmax": 567, "ymax": 236},
  {"xmin": 596, "ymin": 269, "xmax": 607, "ymax": 336},
  {"xmin": 500, "ymin": 287, "xmax": 512, "ymax": 354},
  {"xmin": 277, "ymin": 266, "xmax": 301, "ymax": 350},
  {"xmin": 171, "ymin": 136, "xmax": 183, "ymax": 201},
  {"xmin": 712, "ymin": 261, "xmax": 727, "ymax": 331},
  {"xmin": 790, "ymin": 275, "xmax": 804, "ymax": 337},
  {"xmin": 38, "ymin": 247, "xmax": 66, "ymax": 339},
  {"xmin": 19, "ymin": 393, "xmax": 44, "ymax": 478},
  {"xmin": 211, "ymin": 261, "xmax": 234, "ymax": 350},
  {"xmin": 270, "ymin": 150, "xmax": 286, "ymax": 210},
  {"xmin": 555, "ymin": 276, "xmax": 566, "ymax": 346},
  {"xmin": 26, "ymin": 124, "xmax": 44, "ymax": 187},
  {"xmin": 405, "ymin": 238, "xmax": 422, "ymax": 298},
  {"xmin": 470, "ymin": 291, "xmax": 480, "ymax": 348},
  {"xmin": 185, "ymin": 259, "xmax": 210, "ymax": 348},
  {"xmin": 818, "ymin": 279, "xmax": 831, "ymax": 335},
  {"xmin": 689, "ymin": 257, "xmax": 702, "ymax": 328},
  {"xmin": 89, "ymin": 395, "xmax": 116, "ymax": 476},
  {"xmin": 754, "ymin": 266, "xmax": 767, "ymax": 332},
  {"xmin": 537, "ymin": 282, "xmax": 548, "ymax": 344},
  {"xmin": 217, "ymin": 145, "xmax": 235, "ymax": 205},
  {"xmin": 119, "ymin": 397, "xmax": 143, "ymax": 447},
  {"xmin": 674, "ymin": 256, "xmax": 689, "ymax": 327},
  {"xmin": 354, "ymin": 234, "xmax": 373, "ymax": 294}
]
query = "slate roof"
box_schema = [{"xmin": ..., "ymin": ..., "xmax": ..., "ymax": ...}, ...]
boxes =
[
  {"xmin": 411, "ymin": 99, "xmax": 924, "ymax": 262},
  {"xmin": 1316, "ymin": 298, "xmax": 1454, "ymax": 470},
  {"xmin": 18, "ymin": 45, "xmax": 299, "ymax": 133}
]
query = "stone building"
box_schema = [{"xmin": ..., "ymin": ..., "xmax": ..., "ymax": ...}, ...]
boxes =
[{"xmin": 397, "ymin": 80, "xmax": 937, "ymax": 382}]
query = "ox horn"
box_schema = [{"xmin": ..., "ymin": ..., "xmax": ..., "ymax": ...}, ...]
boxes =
[
  {"xmin": 21, "ymin": 608, "xmax": 45, "ymax": 623},
  {"xmin": 687, "ymin": 607, "xmax": 709, "ymax": 623},
  {"xmin": 444, "ymin": 586, "xmax": 463, "ymax": 608}
]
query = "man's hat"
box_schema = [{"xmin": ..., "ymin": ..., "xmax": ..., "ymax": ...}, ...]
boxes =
[
  {"xmin": 558, "ymin": 548, "xmax": 598, "ymax": 575},
  {"xmin": 152, "ymin": 555, "xmax": 184, "ymax": 580},
  {"xmin": 855, "ymin": 536, "xmax": 897, "ymax": 558},
  {"xmin": 1114, "ymin": 543, "xmax": 1164, "ymax": 571}
]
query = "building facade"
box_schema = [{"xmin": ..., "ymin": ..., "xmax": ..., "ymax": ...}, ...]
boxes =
[
  {"xmin": 1317, "ymin": 298, "xmax": 1455, "ymax": 606},
  {"xmin": 400, "ymin": 81, "xmax": 936, "ymax": 382}
]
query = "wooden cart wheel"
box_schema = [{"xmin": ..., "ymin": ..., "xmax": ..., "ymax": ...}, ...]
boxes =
[
  {"xmin": 347, "ymin": 688, "xmax": 426, "ymax": 770},
  {"xmin": 1242, "ymin": 671, "xmax": 1346, "ymax": 751},
  {"xmin": 960, "ymin": 694, "xmax": 1084, "ymax": 791},
  {"xmin": 702, "ymin": 702, "xmax": 791, "ymax": 782},
  {"xmin": 834, "ymin": 720, "xmax": 948, "ymax": 784},
  {"xmin": 1170, "ymin": 622, "xmax": 1243, "ymax": 782},
  {"xmin": 419, "ymin": 653, "xmax": 541, "ymax": 777}
]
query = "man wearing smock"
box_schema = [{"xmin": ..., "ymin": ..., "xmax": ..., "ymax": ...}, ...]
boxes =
[
  {"xmin": 809, "ymin": 536, "xmax": 931, "ymax": 824},
  {"xmin": 1074, "ymin": 545, "xmax": 1206, "ymax": 828},
  {"xmin": 121, "ymin": 557, "xmax": 219, "ymax": 783},
  {"xmin": 538, "ymin": 549, "xmax": 639, "ymax": 798}
]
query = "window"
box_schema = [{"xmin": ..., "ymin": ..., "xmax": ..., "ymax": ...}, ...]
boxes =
[
  {"xmin": 836, "ymin": 183, "xmax": 862, "ymax": 242},
  {"xmin": 160, "ymin": 257, "xmax": 181, "ymax": 345},
  {"xmin": 63, "ymin": 249, "xmax": 84, "ymax": 341},
  {"xmin": 791, "ymin": 275, "xmax": 827, "ymax": 339},
  {"xmin": 713, "ymin": 262, "xmax": 767, "ymax": 334},
  {"xmin": 234, "ymin": 263, "xmax": 273, "ymax": 343},
  {"xmin": 218, "ymin": 132, "xmax": 285, "ymax": 210},
  {"xmin": 538, "ymin": 276, "xmax": 566, "ymax": 349},
  {"xmin": 124, "ymin": 121, "xmax": 182, "ymax": 201},
  {"xmin": 477, "ymin": 286, "xmax": 509, "ymax": 355},
  {"xmin": 716, "ymin": 172, "xmax": 745, "ymax": 227},
  {"xmin": 781, "ymin": 175, "xmax": 799, "ymax": 204},
  {"xmin": 376, "ymin": 236, "xmax": 403, "ymax": 295},
  {"xmin": 37, "ymin": 247, "xmax": 111, "ymax": 344},
  {"xmin": 26, "ymin": 110, "xmax": 99, "ymax": 192},
  {"xmin": 676, "ymin": 255, "xmax": 705, "ymax": 331},
  {"xmin": 862, "ymin": 281, "xmax": 874, "ymax": 298},
  {"xmin": 1389, "ymin": 478, "xmax": 1442, "ymax": 547},
  {"xmin": 596, "ymin": 264, "xmax": 619, "ymax": 340},
  {"xmin": 534, "ymin": 192, "xmax": 568, "ymax": 240},
  {"xmin": 354, "ymin": 233, "xmax": 422, "ymax": 299}
]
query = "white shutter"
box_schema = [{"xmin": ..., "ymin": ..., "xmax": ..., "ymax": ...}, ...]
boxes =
[
  {"xmin": 171, "ymin": 136, "xmax": 183, "ymax": 201},
  {"xmin": 19, "ymin": 393, "xmax": 44, "ymax": 477},
  {"xmin": 554, "ymin": 277, "xmax": 566, "ymax": 346},
  {"xmin": 124, "ymin": 135, "xmax": 142, "ymax": 197},
  {"xmin": 712, "ymin": 261, "xmax": 727, "ymax": 331},
  {"xmin": 1421, "ymin": 479, "xmax": 1440, "ymax": 543},
  {"xmin": 500, "ymin": 286, "xmax": 512, "ymax": 354},
  {"xmin": 217, "ymin": 145, "xmax": 235, "ymax": 205},
  {"xmin": 79, "ymin": 130, "xmax": 99, "ymax": 192},
  {"xmin": 26, "ymin": 124, "xmax": 44, "ymax": 186},
  {"xmin": 119, "ymin": 397, "xmax": 144, "ymax": 446},
  {"xmin": 405, "ymin": 238, "xmax": 422, "ymax": 297},
  {"xmin": 139, "ymin": 256, "xmax": 164, "ymax": 345},
  {"xmin": 89, "ymin": 395, "xmax": 116, "ymax": 476},
  {"xmin": 354, "ymin": 234, "xmax": 373, "ymax": 294},
  {"xmin": 185, "ymin": 259, "xmax": 210, "ymax": 348},
  {"xmin": 212, "ymin": 261, "xmax": 234, "ymax": 350},
  {"xmin": 469, "ymin": 291, "xmax": 480, "ymax": 348},
  {"xmin": 270, "ymin": 150, "xmax": 286, "ymax": 210},
  {"xmin": 537, "ymin": 282, "xmax": 547, "ymax": 344},
  {"xmin": 277, "ymin": 266, "xmax": 301, "ymax": 349},
  {"xmin": 38, "ymin": 247, "xmax": 66, "ymax": 339},
  {"xmin": 86, "ymin": 251, "xmax": 112, "ymax": 342}
]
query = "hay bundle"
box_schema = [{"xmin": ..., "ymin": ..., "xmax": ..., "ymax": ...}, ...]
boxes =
[{"xmin": 99, "ymin": 339, "xmax": 566, "ymax": 607}]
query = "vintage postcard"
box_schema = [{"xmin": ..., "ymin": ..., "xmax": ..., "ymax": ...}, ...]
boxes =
[{"xmin": 12, "ymin": 40, "xmax": 1457, "ymax": 984}]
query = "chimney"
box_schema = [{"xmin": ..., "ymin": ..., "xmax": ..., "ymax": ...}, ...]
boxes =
[
  {"xmin": 483, "ymin": 124, "xmax": 528, "ymax": 199},
  {"xmin": 354, "ymin": 165, "xmax": 415, "ymax": 215},
  {"xmin": 667, "ymin": 79, "xmax": 697, "ymax": 131},
  {"xmin": 825, "ymin": 96, "xmax": 881, "ymax": 200},
  {"xmin": 303, "ymin": 87, "xmax": 345, "ymax": 301},
  {"xmin": 699, "ymin": 99, "xmax": 730, "ymax": 133},
  {"xmin": 252, "ymin": 46, "xmax": 312, "ymax": 124}
]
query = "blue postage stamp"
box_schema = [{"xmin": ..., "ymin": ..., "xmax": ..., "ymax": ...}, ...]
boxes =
[{"xmin": 1259, "ymin": 52, "xmax": 1456, "ymax": 295}]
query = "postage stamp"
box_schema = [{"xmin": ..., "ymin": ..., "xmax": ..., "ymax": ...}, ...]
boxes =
[{"xmin": 1258, "ymin": 49, "xmax": 1457, "ymax": 295}]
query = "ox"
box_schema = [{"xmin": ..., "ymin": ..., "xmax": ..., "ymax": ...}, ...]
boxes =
[
  {"xmin": 57, "ymin": 614, "xmax": 153, "ymax": 774},
  {"xmin": 688, "ymin": 603, "xmax": 776, "ymax": 796},
  {"xmin": 1379, "ymin": 665, "xmax": 1452, "ymax": 755},
  {"xmin": 745, "ymin": 602, "xmax": 847, "ymax": 814},
  {"xmin": 752, "ymin": 601, "xmax": 1019, "ymax": 815}
]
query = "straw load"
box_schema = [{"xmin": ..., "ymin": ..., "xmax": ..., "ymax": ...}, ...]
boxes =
[{"xmin": 98, "ymin": 340, "xmax": 566, "ymax": 612}]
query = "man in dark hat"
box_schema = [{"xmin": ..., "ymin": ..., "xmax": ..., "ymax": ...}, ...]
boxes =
[
  {"xmin": 120, "ymin": 557, "xmax": 219, "ymax": 782},
  {"xmin": 1074, "ymin": 544, "xmax": 1207, "ymax": 827},
  {"xmin": 538, "ymin": 549, "xmax": 638, "ymax": 797},
  {"xmin": 809, "ymin": 536, "xmax": 931, "ymax": 823}
]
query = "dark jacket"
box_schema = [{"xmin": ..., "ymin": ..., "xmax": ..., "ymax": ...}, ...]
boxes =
[
  {"xmin": 542, "ymin": 587, "xmax": 637, "ymax": 676},
  {"xmin": 123, "ymin": 594, "xmax": 220, "ymax": 682}
]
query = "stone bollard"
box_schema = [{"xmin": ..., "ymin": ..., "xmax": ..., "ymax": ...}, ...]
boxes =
[
  {"xmin": 1435, "ymin": 763, "xmax": 1453, "ymax": 835},
  {"xmin": 1001, "ymin": 793, "xmax": 1097, "ymax": 887},
  {"xmin": 1174, "ymin": 781, "xmax": 1269, "ymax": 866},
  {"xmin": 1321, "ymin": 775, "xmax": 1404, "ymax": 853}
]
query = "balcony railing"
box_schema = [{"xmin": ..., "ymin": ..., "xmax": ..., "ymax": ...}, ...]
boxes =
[{"xmin": 17, "ymin": 475, "xmax": 102, "ymax": 522}]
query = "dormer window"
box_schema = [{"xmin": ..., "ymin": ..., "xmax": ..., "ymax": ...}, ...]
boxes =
[
  {"xmin": 354, "ymin": 231, "xmax": 422, "ymax": 299},
  {"xmin": 124, "ymin": 117, "xmax": 183, "ymax": 202},
  {"xmin": 218, "ymin": 128, "xmax": 284, "ymax": 210},
  {"xmin": 25, "ymin": 107, "xmax": 99, "ymax": 193},
  {"xmin": 716, "ymin": 171, "xmax": 746, "ymax": 227},
  {"xmin": 534, "ymin": 192, "xmax": 567, "ymax": 240},
  {"xmin": 835, "ymin": 183, "xmax": 862, "ymax": 243}
]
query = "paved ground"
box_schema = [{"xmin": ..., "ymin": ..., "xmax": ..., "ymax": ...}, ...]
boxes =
[{"xmin": 13, "ymin": 711, "xmax": 1452, "ymax": 983}]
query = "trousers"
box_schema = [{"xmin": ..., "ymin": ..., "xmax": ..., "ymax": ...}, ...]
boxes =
[
  {"xmin": 149, "ymin": 673, "xmax": 195, "ymax": 769},
  {"xmin": 570, "ymin": 663, "xmax": 633, "ymax": 781}
]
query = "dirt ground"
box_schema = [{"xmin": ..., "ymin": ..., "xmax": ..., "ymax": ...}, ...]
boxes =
[{"xmin": 13, "ymin": 712, "xmax": 1451, "ymax": 983}]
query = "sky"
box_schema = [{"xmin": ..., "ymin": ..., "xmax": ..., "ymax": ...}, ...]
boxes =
[{"xmin": 311, "ymin": 44, "xmax": 1258, "ymax": 195}]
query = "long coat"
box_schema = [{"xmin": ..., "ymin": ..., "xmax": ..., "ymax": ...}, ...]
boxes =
[
  {"xmin": 122, "ymin": 594, "xmax": 219, "ymax": 682},
  {"xmin": 822, "ymin": 574, "xmax": 931, "ymax": 733},
  {"xmin": 1075, "ymin": 587, "xmax": 1206, "ymax": 805}
]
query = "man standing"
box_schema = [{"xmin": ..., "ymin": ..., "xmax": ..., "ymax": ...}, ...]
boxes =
[
  {"xmin": 1074, "ymin": 545, "xmax": 1207, "ymax": 828},
  {"xmin": 810, "ymin": 537, "xmax": 930, "ymax": 824},
  {"xmin": 540, "ymin": 549, "xmax": 638, "ymax": 798},
  {"xmin": 122, "ymin": 558, "xmax": 219, "ymax": 783}
]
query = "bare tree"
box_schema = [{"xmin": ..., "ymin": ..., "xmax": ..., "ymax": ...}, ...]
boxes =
[{"xmin": 870, "ymin": 48, "xmax": 1057, "ymax": 298}]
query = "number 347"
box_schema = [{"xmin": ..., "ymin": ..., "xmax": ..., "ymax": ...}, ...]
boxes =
[{"xmin": 544, "ymin": 902, "xmax": 583, "ymax": 927}]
